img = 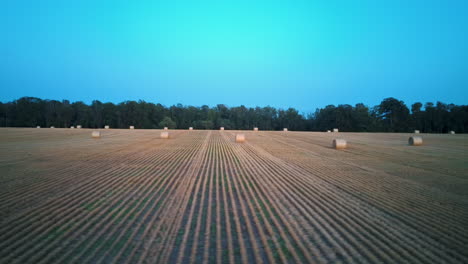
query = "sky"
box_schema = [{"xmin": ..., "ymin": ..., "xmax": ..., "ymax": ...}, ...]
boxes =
[{"xmin": 1, "ymin": 0, "xmax": 467, "ymax": 113}]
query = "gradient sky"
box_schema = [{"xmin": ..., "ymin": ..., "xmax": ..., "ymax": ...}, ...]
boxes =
[{"xmin": 1, "ymin": 0, "xmax": 467, "ymax": 112}]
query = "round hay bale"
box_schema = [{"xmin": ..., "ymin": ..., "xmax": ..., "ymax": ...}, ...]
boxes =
[
  {"xmin": 105, "ymin": 125, "xmax": 110, "ymax": 129},
  {"xmin": 77, "ymin": 125, "xmax": 82, "ymax": 129},
  {"xmin": 449, "ymin": 131, "xmax": 455, "ymax": 134},
  {"xmin": 327, "ymin": 130, "xmax": 331, "ymax": 133},
  {"xmin": 283, "ymin": 128, "xmax": 288, "ymax": 132},
  {"xmin": 220, "ymin": 127, "xmax": 224, "ymax": 131},
  {"xmin": 414, "ymin": 130, "xmax": 420, "ymax": 134},
  {"xmin": 91, "ymin": 131, "xmax": 101, "ymax": 138},
  {"xmin": 409, "ymin": 136, "xmax": 423, "ymax": 146},
  {"xmin": 189, "ymin": 127, "xmax": 193, "ymax": 130},
  {"xmin": 254, "ymin": 127, "xmax": 258, "ymax": 131},
  {"xmin": 36, "ymin": 126, "xmax": 40, "ymax": 128},
  {"xmin": 333, "ymin": 128, "xmax": 339, "ymax": 132},
  {"xmin": 160, "ymin": 131, "xmax": 169, "ymax": 139},
  {"xmin": 50, "ymin": 126, "xmax": 55, "ymax": 128},
  {"xmin": 70, "ymin": 126, "xmax": 75, "ymax": 129},
  {"xmin": 129, "ymin": 126, "xmax": 135, "ymax": 129},
  {"xmin": 235, "ymin": 134, "xmax": 245, "ymax": 143},
  {"xmin": 333, "ymin": 139, "xmax": 347, "ymax": 149},
  {"xmin": 164, "ymin": 127, "xmax": 168, "ymax": 130}
]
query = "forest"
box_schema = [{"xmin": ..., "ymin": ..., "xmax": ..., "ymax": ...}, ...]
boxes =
[{"xmin": 0, "ymin": 97, "xmax": 467, "ymax": 133}]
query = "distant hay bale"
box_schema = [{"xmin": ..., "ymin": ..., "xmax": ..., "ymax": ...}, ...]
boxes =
[
  {"xmin": 189, "ymin": 127, "xmax": 193, "ymax": 130},
  {"xmin": 164, "ymin": 127, "xmax": 168, "ymax": 130},
  {"xmin": 333, "ymin": 128, "xmax": 339, "ymax": 132},
  {"xmin": 254, "ymin": 127, "xmax": 258, "ymax": 131},
  {"xmin": 327, "ymin": 130, "xmax": 331, "ymax": 133},
  {"xmin": 414, "ymin": 130, "xmax": 420, "ymax": 134},
  {"xmin": 283, "ymin": 128, "xmax": 288, "ymax": 132},
  {"xmin": 36, "ymin": 126, "xmax": 40, "ymax": 128},
  {"xmin": 220, "ymin": 127, "xmax": 224, "ymax": 131},
  {"xmin": 333, "ymin": 139, "xmax": 347, "ymax": 149},
  {"xmin": 70, "ymin": 126, "xmax": 75, "ymax": 129},
  {"xmin": 50, "ymin": 126, "xmax": 55, "ymax": 128},
  {"xmin": 236, "ymin": 134, "xmax": 245, "ymax": 143},
  {"xmin": 449, "ymin": 131, "xmax": 455, "ymax": 134},
  {"xmin": 409, "ymin": 136, "xmax": 423, "ymax": 146},
  {"xmin": 160, "ymin": 131, "xmax": 169, "ymax": 139},
  {"xmin": 91, "ymin": 131, "xmax": 101, "ymax": 138},
  {"xmin": 129, "ymin": 126, "xmax": 135, "ymax": 129},
  {"xmin": 77, "ymin": 125, "xmax": 82, "ymax": 129},
  {"xmin": 105, "ymin": 125, "xmax": 110, "ymax": 129}
]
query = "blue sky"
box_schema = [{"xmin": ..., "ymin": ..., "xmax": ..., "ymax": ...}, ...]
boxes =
[{"xmin": 1, "ymin": 0, "xmax": 467, "ymax": 112}]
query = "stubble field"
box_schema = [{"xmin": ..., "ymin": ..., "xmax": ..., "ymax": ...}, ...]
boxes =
[{"xmin": 0, "ymin": 128, "xmax": 467, "ymax": 263}]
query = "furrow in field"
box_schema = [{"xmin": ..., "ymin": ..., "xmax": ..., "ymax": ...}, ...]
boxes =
[
  {"xmin": 0, "ymin": 132, "xmax": 178, "ymax": 218},
  {"xmin": 91, "ymin": 131, "xmax": 209, "ymax": 264},
  {"xmin": 219, "ymin": 133, "xmax": 299, "ymax": 264},
  {"xmin": 268, "ymin": 132, "xmax": 468, "ymax": 215},
  {"xmin": 186, "ymin": 136, "xmax": 215, "ymax": 263},
  {"xmin": 128, "ymin": 132, "xmax": 210, "ymax": 264},
  {"xmin": 224, "ymin": 132, "xmax": 345, "ymax": 263},
  {"xmin": 102, "ymin": 133, "xmax": 205, "ymax": 263},
  {"xmin": 0, "ymin": 132, "xmax": 191, "ymax": 262},
  {"xmin": 265, "ymin": 133, "xmax": 468, "ymax": 236},
  {"xmin": 226, "ymin": 132, "xmax": 414, "ymax": 261},
  {"xmin": 2, "ymin": 137, "xmax": 188, "ymax": 262},
  {"xmin": 270, "ymin": 136, "xmax": 468, "ymax": 259},
  {"xmin": 59, "ymin": 132, "xmax": 205, "ymax": 264},
  {"xmin": 243, "ymin": 133, "xmax": 466, "ymax": 262},
  {"xmin": 0, "ymin": 134, "xmax": 176, "ymax": 247},
  {"xmin": 165, "ymin": 134, "xmax": 213, "ymax": 264},
  {"xmin": 152, "ymin": 131, "xmax": 212, "ymax": 264}
]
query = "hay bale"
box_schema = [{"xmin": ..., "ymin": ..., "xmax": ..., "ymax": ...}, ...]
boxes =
[
  {"xmin": 129, "ymin": 126, "xmax": 135, "ymax": 129},
  {"xmin": 220, "ymin": 127, "xmax": 224, "ymax": 131},
  {"xmin": 283, "ymin": 128, "xmax": 288, "ymax": 132},
  {"xmin": 105, "ymin": 125, "xmax": 110, "ymax": 129},
  {"xmin": 50, "ymin": 126, "xmax": 55, "ymax": 128},
  {"xmin": 327, "ymin": 130, "xmax": 331, "ymax": 133},
  {"xmin": 160, "ymin": 131, "xmax": 169, "ymax": 139},
  {"xmin": 70, "ymin": 126, "xmax": 75, "ymax": 129},
  {"xmin": 189, "ymin": 127, "xmax": 193, "ymax": 130},
  {"xmin": 333, "ymin": 128, "xmax": 339, "ymax": 132},
  {"xmin": 414, "ymin": 130, "xmax": 420, "ymax": 134},
  {"xmin": 36, "ymin": 126, "xmax": 40, "ymax": 128},
  {"xmin": 333, "ymin": 139, "xmax": 347, "ymax": 149},
  {"xmin": 77, "ymin": 125, "xmax": 82, "ymax": 129},
  {"xmin": 164, "ymin": 127, "xmax": 168, "ymax": 130},
  {"xmin": 409, "ymin": 136, "xmax": 423, "ymax": 146},
  {"xmin": 254, "ymin": 127, "xmax": 258, "ymax": 131},
  {"xmin": 91, "ymin": 131, "xmax": 101, "ymax": 138},
  {"xmin": 449, "ymin": 131, "xmax": 455, "ymax": 134},
  {"xmin": 235, "ymin": 134, "xmax": 245, "ymax": 143}
]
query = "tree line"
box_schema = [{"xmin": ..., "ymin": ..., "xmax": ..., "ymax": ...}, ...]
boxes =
[{"xmin": 0, "ymin": 97, "xmax": 466, "ymax": 133}]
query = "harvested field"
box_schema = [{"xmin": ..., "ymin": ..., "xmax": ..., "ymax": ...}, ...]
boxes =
[{"xmin": 0, "ymin": 128, "xmax": 467, "ymax": 263}]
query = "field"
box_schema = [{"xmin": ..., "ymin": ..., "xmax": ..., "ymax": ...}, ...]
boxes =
[{"xmin": 0, "ymin": 128, "xmax": 467, "ymax": 263}]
